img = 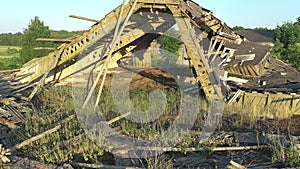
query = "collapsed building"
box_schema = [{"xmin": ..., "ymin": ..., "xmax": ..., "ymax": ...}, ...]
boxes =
[{"xmin": 0, "ymin": 0, "xmax": 299, "ymax": 136}]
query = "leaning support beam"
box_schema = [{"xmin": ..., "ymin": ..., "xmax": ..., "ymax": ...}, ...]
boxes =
[
  {"xmin": 169, "ymin": 5, "xmax": 217, "ymax": 100},
  {"xmin": 93, "ymin": 0, "xmax": 129, "ymax": 110},
  {"xmin": 36, "ymin": 38, "xmax": 72, "ymax": 43},
  {"xmin": 227, "ymin": 89, "xmax": 243, "ymax": 105},
  {"xmin": 69, "ymin": 15, "xmax": 99, "ymax": 22},
  {"xmin": 28, "ymin": 47, "xmax": 66, "ymax": 101},
  {"xmin": 82, "ymin": 0, "xmax": 137, "ymax": 109}
]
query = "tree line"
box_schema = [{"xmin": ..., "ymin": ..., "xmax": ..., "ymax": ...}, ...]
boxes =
[
  {"xmin": 0, "ymin": 32, "xmax": 22, "ymax": 46},
  {"xmin": 232, "ymin": 26, "xmax": 272, "ymax": 31}
]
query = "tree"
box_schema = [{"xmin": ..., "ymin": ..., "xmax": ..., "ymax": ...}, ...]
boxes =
[
  {"xmin": 19, "ymin": 16, "xmax": 52, "ymax": 65},
  {"xmin": 272, "ymin": 17, "xmax": 300, "ymax": 70},
  {"xmin": 232, "ymin": 26, "xmax": 245, "ymax": 31},
  {"xmin": 254, "ymin": 27, "xmax": 270, "ymax": 30},
  {"xmin": 0, "ymin": 33, "xmax": 22, "ymax": 46}
]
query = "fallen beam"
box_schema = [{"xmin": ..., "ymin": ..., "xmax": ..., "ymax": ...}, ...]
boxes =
[{"xmin": 133, "ymin": 145, "xmax": 270, "ymax": 152}]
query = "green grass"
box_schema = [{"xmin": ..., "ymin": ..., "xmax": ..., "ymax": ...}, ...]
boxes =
[
  {"xmin": 0, "ymin": 58, "xmax": 19, "ymax": 70},
  {"xmin": 4, "ymin": 84, "xmax": 300, "ymax": 167},
  {"xmin": 0, "ymin": 46, "xmax": 21, "ymax": 70},
  {"xmin": 8, "ymin": 86, "xmax": 106, "ymax": 164},
  {"xmin": 0, "ymin": 46, "xmax": 21, "ymax": 57}
]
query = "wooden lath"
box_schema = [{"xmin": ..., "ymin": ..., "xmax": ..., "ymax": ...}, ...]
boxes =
[
  {"xmin": 168, "ymin": 4, "xmax": 216, "ymax": 100},
  {"xmin": 36, "ymin": 38, "xmax": 72, "ymax": 43},
  {"xmin": 69, "ymin": 15, "xmax": 99, "ymax": 22},
  {"xmin": 226, "ymin": 65, "xmax": 261, "ymax": 77}
]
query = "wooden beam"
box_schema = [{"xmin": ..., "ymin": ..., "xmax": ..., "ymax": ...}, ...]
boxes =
[
  {"xmin": 0, "ymin": 117, "xmax": 19, "ymax": 129},
  {"xmin": 34, "ymin": 47, "xmax": 56, "ymax": 50},
  {"xmin": 211, "ymin": 40, "xmax": 224, "ymax": 62},
  {"xmin": 135, "ymin": 145, "xmax": 270, "ymax": 152},
  {"xmin": 108, "ymin": 112, "xmax": 131, "ymax": 125},
  {"xmin": 36, "ymin": 38, "xmax": 72, "ymax": 43},
  {"xmin": 69, "ymin": 15, "xmax": 99, "ymax": 22},
  {"xmin": 229, "ymin": 160, "xmax": 247, "ymax": 169},
  {"xmin": 227, "ymin": 90, "xmax": 243, "ymax": 105}
]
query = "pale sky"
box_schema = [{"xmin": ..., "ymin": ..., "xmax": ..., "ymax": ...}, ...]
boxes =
[{"xmin": 1, "ymin": 0, "xmax": 299, "ymax": 33}]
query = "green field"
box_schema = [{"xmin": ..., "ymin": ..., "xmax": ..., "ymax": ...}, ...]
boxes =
[{"xmin": 0, "ymin": 46, "xmax": 21, "ymax": 70}]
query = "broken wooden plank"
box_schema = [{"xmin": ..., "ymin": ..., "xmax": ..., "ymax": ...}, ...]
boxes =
[
  {"xmin": 0, "ymin": 117, "xmax": 18, "ymax": 129},
  {"xmin": 0, "ymin": 98, "xmax": 16, "ymax": 105},
  {"xmin": 0, "ymin": 69, "xmax": 20, "ymax": 75},
  {"xmin": 28, "ymin": 46, "xmax": 64, "ymax": 101},
  {"xmin": 229, "ymin": 160, "xmax": 247, "ymax": 169},
  {"xmin": 108, "ymin": 112, "xmax": 131, "ymax": 125},
  {"xmin": 0, "ymin": 108, "xmax": 11, "ymax": 118},
  {"xmin": 226, "ymin": 76, "xmax": 249, "ymax": 85}
]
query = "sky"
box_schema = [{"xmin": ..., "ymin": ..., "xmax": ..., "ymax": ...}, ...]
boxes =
[{"xmin": 1, "ymin": 0, "xmax": 300, "ymax": 33}]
